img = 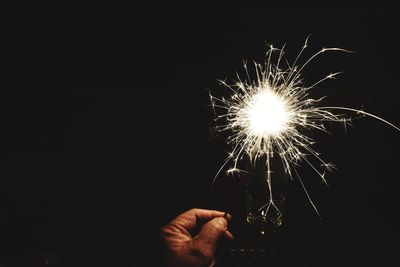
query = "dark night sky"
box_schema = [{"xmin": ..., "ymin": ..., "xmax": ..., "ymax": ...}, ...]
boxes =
[{"xmin": 2, "ymin": 6, "xmax": 400, "ymax": 267}]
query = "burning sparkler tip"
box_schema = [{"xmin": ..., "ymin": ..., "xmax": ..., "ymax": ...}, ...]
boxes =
[{"xmin": 209, "ymin": 37, "xmax": 400, "ymax": 223}]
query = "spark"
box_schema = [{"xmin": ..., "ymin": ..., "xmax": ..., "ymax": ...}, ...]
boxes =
[{"xmin": 209, "ymin": 37, "xmax": 400, "ymax": 222}]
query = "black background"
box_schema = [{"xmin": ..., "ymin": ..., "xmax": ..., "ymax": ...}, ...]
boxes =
[{"xmin": 2, "ymin": 6, "xmax": 400, "ymax": 267}]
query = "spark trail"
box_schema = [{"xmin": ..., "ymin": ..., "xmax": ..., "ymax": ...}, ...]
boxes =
[{"xmin": 209, "ymin": 37, "xmax": 400, "ymax": 222}]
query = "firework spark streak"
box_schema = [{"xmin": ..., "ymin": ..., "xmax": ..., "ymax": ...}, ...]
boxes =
[{"xmin": 209, "ymin": 37, "xmax": 400, "ymax": 222}]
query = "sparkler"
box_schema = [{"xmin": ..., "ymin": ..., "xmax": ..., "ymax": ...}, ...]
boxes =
[{"xmin": 209, "ymin": 36, "xmax": 400, "ymax": 228}]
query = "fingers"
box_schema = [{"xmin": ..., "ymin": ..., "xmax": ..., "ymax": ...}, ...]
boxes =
[
  {"xmin": 225, "ymin": 230, "xmax": 234, "ymax": 240},
  {"xmin": 192, "ymin": 209, "xmax": 228, "ymax": 221},
  {"xmin": 186, "ymin": 217, "xmax": 229, "ymax": 266},
  {"xmin": 170, "ymin": 208, "xmax": 230, "ymax": 230},
  {"xmin": 192, "ymin": 217, "xmax": 228, "ymax": 254}
]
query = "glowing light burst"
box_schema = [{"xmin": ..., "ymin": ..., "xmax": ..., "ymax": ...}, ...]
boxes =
[{"xmin": 209, "ymin": 37, "xmax": 400, "ymax": 220}]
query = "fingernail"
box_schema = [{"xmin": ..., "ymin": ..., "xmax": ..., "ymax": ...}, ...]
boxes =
[{"xmin": 223, "ymin": 212, "xmax": 231, "ymax": 220}]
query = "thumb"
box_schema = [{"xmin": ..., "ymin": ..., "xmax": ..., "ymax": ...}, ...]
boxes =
[{"xmin": 193, "ymin": 217, "xmax": 228, "ymax": 254}]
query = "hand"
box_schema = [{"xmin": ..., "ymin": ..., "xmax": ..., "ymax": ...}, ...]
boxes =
[{"xmin": 160, "ymin": 208, "xmax": 233, "ymax": 267}]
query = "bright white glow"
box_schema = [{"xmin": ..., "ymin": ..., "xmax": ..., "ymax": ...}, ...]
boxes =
[{"xmin": 245, "ymin": 89, "xmax": 289, "ymax": 136}]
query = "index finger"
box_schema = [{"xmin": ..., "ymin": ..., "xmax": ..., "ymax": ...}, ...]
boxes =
[{"xmin": 192, "ymin": 208, "xmax": 226, "ymax": 220}]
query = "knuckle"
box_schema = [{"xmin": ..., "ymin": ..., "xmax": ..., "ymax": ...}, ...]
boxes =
[
  {"xmin": 210, "ymin": 218, "xmax": 227, "ymax": 230},
  {"xmin": 159, "ymin": 225, "xmax": 177, "ymax": 237},
  {"xmin": 190, "ymin": 208, "xmax": 199, "ymax": 213},
  {"xmin": 210, "ymin": 223, "xmax": 226, "ymax": 233}
]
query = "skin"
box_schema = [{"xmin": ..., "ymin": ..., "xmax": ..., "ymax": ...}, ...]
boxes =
[{"xmin": 160, "ymin": 208, "xmax": 234, "ymax": 267}]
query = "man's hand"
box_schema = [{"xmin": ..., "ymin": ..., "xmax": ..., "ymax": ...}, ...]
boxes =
[{"xmin": 160, "ymin": 208, "xmax": 233, "ymax": 267}]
